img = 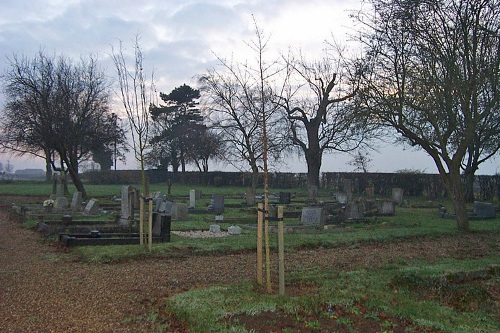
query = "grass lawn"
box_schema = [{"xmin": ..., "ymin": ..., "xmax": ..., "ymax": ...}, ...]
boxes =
[{"xmin": 2, "ymin": 181, "xmax": 499, "ymax": 332}]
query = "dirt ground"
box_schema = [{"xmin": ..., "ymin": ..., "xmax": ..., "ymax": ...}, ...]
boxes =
[{"xmin": 0, "ymin": 199, "xmax": 498, "ymax": 332}]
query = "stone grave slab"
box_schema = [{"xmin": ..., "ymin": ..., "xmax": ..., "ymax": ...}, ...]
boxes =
[
  {"xmin": 473, "ymin": 201, "xmax": 496, "ymax": 218},
  {"xmin": 301, "ymin": 207, "xmax": 325, "ymax": 227}
]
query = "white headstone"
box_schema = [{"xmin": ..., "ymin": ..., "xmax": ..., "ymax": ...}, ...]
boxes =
[{"xmin": 189, "ymin": 190, "xmax": 196, "ymax": 208}]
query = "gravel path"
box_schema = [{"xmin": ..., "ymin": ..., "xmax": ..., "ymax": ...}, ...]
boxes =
[{"xmin": 1, "ymin": 205, "xmax": 498, "ymax": 332}]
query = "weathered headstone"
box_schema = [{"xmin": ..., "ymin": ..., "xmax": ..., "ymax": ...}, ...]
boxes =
[
  {"xmin": 70, "ymin": 191, "xmax": 82, "ymax": 211},
  {"xmin": 189, "ymin": 190, "xmax": 196, "ymax": 208},
  {"xmin": 54, "ymin": 197, "xmax": 68, "ymax": 210},
  {"xmin": 301, "ymin": 207, "xmax": 325, "ymax": 227},
  {"xmin": 473, "ymin": 201, "xmax": 496, "ymax": 218},
  {"xmin": 228, "ymin": 225, "xmax": 242, "ymax": 235},
  {"xmin": 83, "ymin": 199, "xmax": 100, "ymax": 215},
  {"xmin": 377, "ymin": 200, "xmax": 395, "ymax": 216},
  {"xmin": 210, "ymin": 195, "xmax": 224, "ymax": 214},
  {"xmin": 175, "ymin": 203, "xmax": 189, "ymax": 220},
  {"xmin": 120, "ymin": 186, "xmax": 134, "ymax": 225},
  {"xmin": 209, "ymin": 224, "xmax": 221, "ymax": 233},
  {"xmin": 335, "ymin": 192, "xmax": 348, "ymax": 204},
  {"xmin": 392, "ymin": 188, "xmax": 404, "ymax": 205},
  {"xmin": 342, "ymin": 179, "xmax": 353, "ymax": 203},
  {"xmin": 346, "ymin": 200, "xmax": 365, "ymax": 220}
]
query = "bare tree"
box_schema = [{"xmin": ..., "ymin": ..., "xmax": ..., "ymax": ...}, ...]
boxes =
[
  {"xmin": 1, "ymin": 51, "xmax": 121, "ymax": 197},
  {"xmin": 354, "ymin": 0, "xmax": 500, "ymax": 231},
  {"xmin": 198, "ymin": 26, "xmax": 290, "ymax": 192},
  {"xmin": 111, "ymin": 36, "xmax": 155, "ymax": 195},
  {"xmin": 276, "ymin": 45, "xmax": 374, "ymax": 198}
]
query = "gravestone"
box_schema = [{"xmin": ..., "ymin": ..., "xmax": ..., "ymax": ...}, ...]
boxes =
[
  {"xmin": 83, "ymin": 199, "xmax": 100, "ymax": 215},
  {"xmin": 376, "ymin": 200, "xmax": 395, "ymax": 216},
  {"xmin": 54, "ymin": 197, "xmax": 68, "ymax": 210},
  {"xmin": 342, "ymin": 179, "xmax": 353, "ymax": 203},
  {"xmin": 473, "ymin": 201, "xmax": 496, "ymax": 218},
  {"xmin": 189, "ymin": 190, "xmax": 196, "ymax": 208},
  {"xmin": 268, "ymin": 205, "xmax": 277, "ymax": 220},
  {"xmin": 120, "ymin": 186, "xmax": 134, "ymax": 225},
  {"xmin": 346, "ymin": 200, "xmax": 365, "ymax": 220},
  {"xmin": 228, "ymin": 225, "xmax": 242, "ymax": 235},
  {"xmin": 175, "ymin": 203, "xmax": 189, "ymax": 220},
  {"xmin": 392, "ymin": 188, "xmax": 404, "ymax": 205},
  {"xmin": 301, "ymin": 207, "xmax": 325, "ymax": 227},
  {"xmin": 335, "ymin": 192, "xmax": 348, "ymax": 204},
  {"xmin": 209, "ymin": 195, "xmax": 224, "ymax": 214},
  {"xmin": 209, "ymin": 224, "xmax": 221, "ymax": 233},
  {"xmin": 279, "ymin": 192, "xmax": 291, "ymax": 204},
  {"xmin": 246, "ymin": 188, "xmax": 256, "ymax": 206},
  {"xmin": 70, "ymin": 191, "xmax": 82, "ymax": 211}
]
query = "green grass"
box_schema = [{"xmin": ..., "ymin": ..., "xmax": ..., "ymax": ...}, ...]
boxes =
[{"xmin": 166, "ymin": 255, "xmax": 500, "ymax": 333}]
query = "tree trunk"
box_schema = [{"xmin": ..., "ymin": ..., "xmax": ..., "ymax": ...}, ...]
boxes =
[
  {"xmin": 305, "ymin": 147, "xmax": 322, "ymax": 201},
  {"xmin": 66, "ymin": 163, "xmax": 87, "ymax": 199},
  {"xmin": 463, "ymin": 171, "xmax": 475, "ymax": 203},
  {"xmin": 251, "ymin": 164, "xmax": 260, "ymax": 192},
  {"xmin": 45, "ymin": 157, "xmax": 52, "ymax": 183},
  {"xmin": 445, "ymin": 170, "xmax": 470, "ymax": 232}
]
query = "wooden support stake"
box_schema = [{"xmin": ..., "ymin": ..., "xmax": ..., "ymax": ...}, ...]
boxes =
[
  {"xmin": 278, "ymin": 206, "xmax": 285, "ymax": 296},
  {"xmin": 148, "ymin": 193, "xmax": 153, "ymax": 251},
  {"xmin": 139, "ymin": 194, "xmax": 144, "ymax": 246},
  {"xmin": 257, "ymin": 202, "xmax": 263, "ymax": 285}
]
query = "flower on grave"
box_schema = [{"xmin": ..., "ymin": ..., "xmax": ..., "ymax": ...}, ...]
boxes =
[{"xmin": 43, "ymin": 199, "xmax": 55, "ymax": 207}]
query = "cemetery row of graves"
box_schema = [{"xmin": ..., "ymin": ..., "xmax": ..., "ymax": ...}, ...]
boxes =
[{"xmin": 12, "ymin": 176, "xmax": 498, "ymax": 250}]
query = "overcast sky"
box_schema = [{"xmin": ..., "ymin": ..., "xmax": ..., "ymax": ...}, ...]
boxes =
[{"xmin": 0, "ymin": 0, "xmax": 498, "ymax": 175}]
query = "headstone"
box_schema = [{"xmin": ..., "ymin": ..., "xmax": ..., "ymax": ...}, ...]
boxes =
[
  {"xmin": 54, "ymin": 197, "xmax": 68, "ymax": 210},
  {"xmin": 120, "ymin": 186, "xmax": 134, "ymax": 225},
  {"xmin": 189, "ymin": 190, "xmax": 196, "ymax": 208},
  {"xmin": 175, "ymin": 203, "xmax": 189, "ymax": 220},
  {"xmin": 246, "ymin": 188, "xmax": 256, "ymax": 206},
  {"xmin": 473, "ymin": 201, "xmax": 496, "ymax": 218},
  {"xmin": 335, "ymin": 192, "xmax": 348, "ymax": 204},
  {"xmin": 392, "ymin": 188, "xmax": 404, "ymax": 205},
  {"xmin": 301, "ymin": 207, "xmax": 325, "ymax": 227},
  {"xmin": 83, "ymin": 199, "xmax": 100, "ymax": 215},
  {"xmin": 377, "ymin": 200, "xmax": 395, "ymax": 216},
  {"xmin": 346, "ymin": 200, "xmax": 365, "ymax": 220},
  {"xmin": 228, "ymin": 225, "xmax": 242, "ymax": 235},
  {"xmin": 210, "ymin": 195, "xmax": 224, "ymax": 214},
  {"xmin": 279, "ymin": 192, "xmax": 291, "ymax": 204},
  {"xmin": 268, "ymin": 205, "xmax": 277, "ymax": 220},
  {"xmin": 209, "ymin": 224, "xmax": 221, "ymax": 233},
  {"xmin": 70, "ymin": 191, "xmax": 82, "ymax": 211},
  {"xmin": 342, "ymin": 179, "xmax": 353, "ymax": 203}
]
